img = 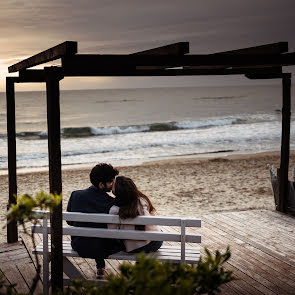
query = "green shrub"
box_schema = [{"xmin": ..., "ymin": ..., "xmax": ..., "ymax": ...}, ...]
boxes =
[
  {"xmin": 7, "ymin": 191, "xmax": 62, "ymax": 225},
  {"xmin": 62, "ymin": 249, "xmax": 234, "ymax": 295}
]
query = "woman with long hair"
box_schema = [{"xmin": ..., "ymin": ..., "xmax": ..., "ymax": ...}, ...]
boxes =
[{"xmin": 109, "ymin": 176, "xmax": 163, "ymax": 253}]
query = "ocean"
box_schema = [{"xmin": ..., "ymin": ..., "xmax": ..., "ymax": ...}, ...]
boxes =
[{"xmin": 0, "ymin": 85, "xmax": 294, "ymax": 171}]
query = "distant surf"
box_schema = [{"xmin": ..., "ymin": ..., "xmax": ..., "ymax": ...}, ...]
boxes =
[
  {"xmin": 0, "ymin": 117, "xmax": 253, "ymax": 139},
  {"xmin": 0, "ymin": 85, "xmax": 294, "ymax": 170}
]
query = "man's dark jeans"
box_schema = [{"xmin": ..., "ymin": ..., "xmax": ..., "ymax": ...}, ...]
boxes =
[{"xmin": 71, "ymin": 237, "xmax": 125, "ymax": 269}]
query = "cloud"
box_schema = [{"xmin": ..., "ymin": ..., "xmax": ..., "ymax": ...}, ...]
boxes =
[{"xmin": 0, "ymin": 0, "xmax": 294, "ymax": 90}]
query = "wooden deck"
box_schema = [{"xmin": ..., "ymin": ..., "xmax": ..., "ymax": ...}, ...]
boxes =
[
  {"xmin": 0, "ymin": 241, "xmax": 43, "ymax": 294},
  {"xmin": 1, "ymin": 209, "xmax": 295, "ymax": 294}
]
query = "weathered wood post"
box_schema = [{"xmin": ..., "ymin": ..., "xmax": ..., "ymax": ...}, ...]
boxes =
[
  {"xmin": 45, "ymin": 66, "xmax": 64, "ymax": 292},
  {"xmin": 6, "ymin": 77, "xmax": 18, "ymax": 243},
  {"xmin": 278, "ymin": 73, "xmax": 291, "ymax": 212}
]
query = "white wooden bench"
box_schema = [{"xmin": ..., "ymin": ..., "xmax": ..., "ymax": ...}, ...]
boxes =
[{"xmin": 32, "ymin": 210, "xmax": 201, "ymax": 295}]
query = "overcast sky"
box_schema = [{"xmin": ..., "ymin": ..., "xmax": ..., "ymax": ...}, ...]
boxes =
[{"xmin": 1, "ymin": 0, "xmax": 295, "ymax": 91}]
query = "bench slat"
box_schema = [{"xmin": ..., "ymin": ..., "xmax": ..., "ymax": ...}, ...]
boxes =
[
  {"xmin": 36, "ymin": 241, "xmax": 200, "ymax": 254},
  {"xmin": 33, "ymin": 243, "xmax": 200, "ymax": 264},
  {"xmin": 32, "ymin": 225, "xmax": 201, "ymax": 243},
  {"xmin": 33, "ymin": 210, "xmax": 201, "ymax": 227}
]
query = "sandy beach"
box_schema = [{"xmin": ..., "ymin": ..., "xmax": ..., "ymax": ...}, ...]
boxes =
[{"xmin": 1, "ymin": 150, "xmax": 294, "ymax": 242}]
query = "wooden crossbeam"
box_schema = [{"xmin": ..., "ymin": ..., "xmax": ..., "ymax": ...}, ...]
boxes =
[
  {"xmin": 8, "ymin": 41, "xmax": 77, "ymax": 73},
  {"xmin": 131, "ymin": 42, "xmax": 189, "ymax": 56},
  {"xmin": 16, "ymin": 69, "xmax": 46, "ymax": 82},
  {"xmin": 131, "ymin": 42, "xmax": 189, "ymax": 71},
  {"xmin": 245, "ymin": 73, "xmax": 283, "ymax": 79},
  {"xmin": 213, "ymin": 42, "xmax": 288, "ymax": 55},
  {"xmin": 62, "ymin": 62, "xmax": 282, "ymax": 77},
  {"xmin": 62, "ymin": 53, "xmax": 295, "ymax": 76}
]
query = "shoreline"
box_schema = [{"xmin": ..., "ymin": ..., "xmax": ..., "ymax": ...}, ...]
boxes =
[{"xmin": 0, "ymin": 149, "xmax": 292, "ymax": 176}]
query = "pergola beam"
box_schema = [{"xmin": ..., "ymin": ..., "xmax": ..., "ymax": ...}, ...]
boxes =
[
  {"xmin": 17, "ymin": 69, "xmax": 46, "ymax": 82},
  {"xmin": 8, "ymin": 41, "xmax": 77, "ymax": 73},
  {"xmin": 131, "ymin": 42, "xmax": 189, "ymax": 56},
  {"xmin": 61, "ymin": 66, "xmax": 282, "ymax": 77},
  {"xmin": 213, "ymin": 42, "xmax": 289, "ymax": 55},
  {"xmin": 61, "ymin": 53, "xmax": 295, "ymax": 74}
]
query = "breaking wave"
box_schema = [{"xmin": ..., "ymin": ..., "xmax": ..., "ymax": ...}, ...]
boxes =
[{"xmin": 0, "ymin": 117, "xmax": 247, "ymax": 139}]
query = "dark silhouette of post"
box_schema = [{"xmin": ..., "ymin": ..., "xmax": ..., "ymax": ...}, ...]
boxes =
[
  {"xmin": 278, "ymin": 73, "xmax": 291, "ymax": 212},
  {"xmin": 6, "ymin": 77, "xmax": 18, "ymax": 243},
  {"xmin": 45, "ymin": 67, "xmax": 64, "ymax": 292}
]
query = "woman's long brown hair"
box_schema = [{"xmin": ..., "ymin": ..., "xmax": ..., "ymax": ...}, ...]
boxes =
[{"xmin": 113, "ymin": 176, "xmax": 155, "ymax": 219}]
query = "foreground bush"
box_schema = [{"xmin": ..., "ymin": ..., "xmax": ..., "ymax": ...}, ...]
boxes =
[{"xmin": 62, "ymin": 248, "xmax": 233, "ymax": 295}]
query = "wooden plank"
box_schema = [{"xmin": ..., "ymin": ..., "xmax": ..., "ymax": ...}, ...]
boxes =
[
  {"xmin": 69, "ymin": 257, "xmax": 96, "ymax": 280},
  {"xmin": 228, "ymin": 211, "xmax": 295, "ymax": 246},
  {"xmin": 0, "ymin": 242, "xmax": 23, "ymax": 252},
  {"xmin": 245, "ymin": 72, "xmax": 283, "ymax": 79},
  {"xmin": 223, "ymin": 263, "xmax": 274, "ymax": 295},
  {"xmin": 17, "ymin": 69, "xmax": 46, "ymax": 82},
  {"xmin": 0, "ymin": 267, "xmax": 17, "ymax": 293},
  {"xmin": 213, "ymin": 212, "xmax": 295, "ymax": 255},
  {"xmin": 0, "ymin": 265, "xmax": 30, "ymax": 294},
  {"xmin": 235, "ymin": 210, "xmax": 295, "ymax": 231},
  {"xmin": 261, "ymin": 210, "xmax": 295, "ymax": 226},
  {"xmin": 62, "ymin": 57, "xmax": 291, "ymax": 77},
  {"xmin": 192, "ymin": 225, "xmax": 270, "ymax": 295},
  {"xmin": 218, "ymin": 282, "xmax": 241, "ymax": 295},
  {"xmin": 131, "ymin": 42, "xmax": 189, "ymax": 70},
  {"xmin": 62, "ymin": 52, "xmax": 295, "ymax": 71},
  {"xmin": 200, "ymin": 217, "xmax": 295, "ymax": 280},
  {"xmin": 0, "ymin": 251, "xmax": 31, "ymax": 264},
  {"xmin": 36, "ymin": 241, "xmax": 200, "ymax": 255},
  {"xmin": 222, "ymin": 211, "xmax": 295, "ymax": 249},
  {"xmin": 105, "ymin": 260, "xmax": 120, "ymax": 275},
  {"xmin": 214, "ymin": 42, "xmax": 288, "ymax": 55},
  {"xmin": 197, "ymin": 228, "xmax": 281, "ymax": 294},
  {"xmin": 131, "ymin": 42, "xmax": 189, "ymax": 56},
  {"xmin": 8, "ymin": 41, "xmax": 77, "ymax": 73},
  {"xmin": 32, "ymin": 225, "xmax": 201, "ymax": 243},
  {"xmin": 16, "ymin": 262, "xmax": 43, "ymax": 294},
  {"xmin": 199, "ymin": 222, "xmax": 295, "ymax": 293},
  {"xmin": 61, "ymin": 211, "xmax": 201, "ymax": 227},
  {"xmin": 206, "ymin": 213, "xmax": 295, "ymax": 258},
  {"xmin": 63, "ymin": 66, "xmax": 282, "ymax": 77},
  {"xmin": 203, "ymin": 215, "xmax": 295, "ymax": 266}
]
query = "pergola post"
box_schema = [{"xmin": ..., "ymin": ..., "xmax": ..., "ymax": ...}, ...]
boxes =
[
  {"xmin": 6, "ymin": 77, "xmax": 18, "ymax": 243},
  {"xmin": 278, "ymin": 73, "xmax": 292, "ymax": 212},
  {"xmin": 45, "ymin": 66, "xmax": 64, "ymax": 292}
]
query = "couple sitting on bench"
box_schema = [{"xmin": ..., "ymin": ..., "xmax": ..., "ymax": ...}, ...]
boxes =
[{"xmin": 66, "ymin": 163, "xmax": 162, "ymax": 279}]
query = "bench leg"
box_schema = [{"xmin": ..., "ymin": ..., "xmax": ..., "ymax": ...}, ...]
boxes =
[
  {"xmin": 63, "ymin": 257, "xmax": 86, "ymax": 280},
  {"xmin": 43, "ymin": 255, "xmax": 51, "ymax": 295}
]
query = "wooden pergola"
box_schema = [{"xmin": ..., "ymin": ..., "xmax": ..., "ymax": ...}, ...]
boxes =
[{"xmin": 6, "ymin": 41, "xmax": 294, "ymax": 291}]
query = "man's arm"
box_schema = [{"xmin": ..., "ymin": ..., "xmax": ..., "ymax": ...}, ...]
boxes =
[{"xmin": 66, "ymin": 192, "xmax": 74, "ymax": 226}]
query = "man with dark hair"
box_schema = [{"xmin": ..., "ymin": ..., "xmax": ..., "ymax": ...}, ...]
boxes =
[{"xmin": 67, "ymin": 163, "xmax": 122, "ymax": 279}]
